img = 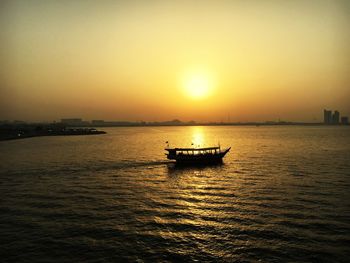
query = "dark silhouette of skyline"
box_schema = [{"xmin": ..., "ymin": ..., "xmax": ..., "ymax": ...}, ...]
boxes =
[{"xmin": 324, "ymin": 109, "xmax": 348, "ymax": 125}]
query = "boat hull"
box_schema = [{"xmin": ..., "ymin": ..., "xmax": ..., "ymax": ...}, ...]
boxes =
[{"xmin": 175, "ymin": 156, "xmax": 224, "ymax": 165}]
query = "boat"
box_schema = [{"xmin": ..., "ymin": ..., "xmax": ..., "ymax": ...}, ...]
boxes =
[{"xmin": 165, "ymin": 146, "xmax": 231, "ymax": 165}]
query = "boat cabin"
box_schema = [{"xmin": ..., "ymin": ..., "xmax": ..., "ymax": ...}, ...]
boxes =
[{"xmin": 166, "ymin": 146, "xmax": 222, "ymax": 157}]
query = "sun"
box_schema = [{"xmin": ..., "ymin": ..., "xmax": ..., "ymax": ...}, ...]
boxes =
[{"xmin": 183, "ymin": 73, "xmax": 212, "ymax": 100}]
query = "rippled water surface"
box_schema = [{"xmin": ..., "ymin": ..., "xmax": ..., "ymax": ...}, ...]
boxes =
[{"xmin": 1, "ymin": 126, "xmax": 350, "ymax": 262}]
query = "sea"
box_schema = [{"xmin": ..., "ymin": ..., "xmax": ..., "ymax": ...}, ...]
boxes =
[{"xmin": 1, "ymin": 126, "xmax": 349, "ymax": 262}]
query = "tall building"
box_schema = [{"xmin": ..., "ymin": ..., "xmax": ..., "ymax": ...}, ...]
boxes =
[
  {"xmin": 324, "ymin": 109, "xmax": 332, "ymax": 124},
  {"xmin": 332, "ymin": 110, "xmax": 340, "ymax": 124}
]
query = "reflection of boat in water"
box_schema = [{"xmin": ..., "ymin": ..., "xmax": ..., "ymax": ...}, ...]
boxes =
[{"xmin": 165, "ymin": 146, "xmax": 231, "ymax": 165}]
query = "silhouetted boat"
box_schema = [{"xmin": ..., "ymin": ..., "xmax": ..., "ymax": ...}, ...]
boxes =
[{"xmin": 165, "ymin": 146, "xmax": 231, "ymax": 165}]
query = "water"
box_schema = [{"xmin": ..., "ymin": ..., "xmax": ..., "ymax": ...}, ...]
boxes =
[{"xmin": 1, "ymin": 126, "xmax": 349, "ymax": 262}]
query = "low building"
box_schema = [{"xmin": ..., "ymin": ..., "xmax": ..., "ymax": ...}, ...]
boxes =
[
  {"xmin": 92, "ymin": 120, "xmax": 105, "ymax": 125},
  {"xmin": 341, "ymin": 117, "xmax": 349, "ymax": 124},
  {"xmin": 61, "ymin": 118, "xmax": 88, "ymax": 126}
]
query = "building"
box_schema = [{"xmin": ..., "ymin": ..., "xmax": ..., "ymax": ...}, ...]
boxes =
[
  {"xmin": 61, "ymin": 118, "xmax": 85, "ymax": 126},
  {"xmin": 324, "ymin": 109, "xmax": 332, "ymax": 124},
  {"xmin": 332, "ymin": 110, "xmax": 340, "ymax": 124},
  {"xmin": 92, "ymin": 120, "xmax": 105, "ymax": 125},
  {"xmin": 341, "ymin": 117, "xmax": 349, "ymax": 125}
]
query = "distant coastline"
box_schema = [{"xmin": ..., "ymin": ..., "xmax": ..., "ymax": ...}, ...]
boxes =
[
  {"xmin": 1, "ymin": 120, "xmax": 350, "ymax": 141},
  {"xmin": 79, "ymin": 122, "xmax": 349, "ymax": 127},
  {"xmin": 5, "ymin": 119, "xmax": 350, "ymax": 127},
  {"xmin": 0, "ymin": 124, "xmax": 106, "ymax": 141}
]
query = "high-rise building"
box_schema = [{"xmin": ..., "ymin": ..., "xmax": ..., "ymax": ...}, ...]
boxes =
[
  {"xmin": 324, "ymin": 109, "xmax": 332, "ymax": 124},
  {"xmin": 332, "ymin": 110, "xmax": 340, "ymax": 124}
]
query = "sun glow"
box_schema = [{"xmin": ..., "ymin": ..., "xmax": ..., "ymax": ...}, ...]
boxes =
[
  {"xmin": 192, "ymin": 127, "xmax": 204, "ymax": 148},
  {"xmin": 183, "ymin": 72, "xmax": 213, "ymax": 100}
]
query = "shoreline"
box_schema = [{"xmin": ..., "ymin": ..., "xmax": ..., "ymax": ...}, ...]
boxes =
[
  {"xmin": 1, "ymin": 123, "xmax": 349, "ymax": 141},
  {"xmin": 0, "ymin": 129, "xmax": 106, "ymax": 141},
  {"xmin": 96, "ymin": 123, "xmax": 349, "ymax": 127},
  {"xmin": 55, "ymin": 123, "xmax": 350, "ymax": 128}
]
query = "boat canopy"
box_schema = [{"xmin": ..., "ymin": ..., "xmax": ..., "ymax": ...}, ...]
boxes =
[{"xmin": 165, "ymin": 146, "xmax": 220, "ymax": 152}]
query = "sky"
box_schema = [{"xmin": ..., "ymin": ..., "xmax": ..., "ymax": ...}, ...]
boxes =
[{"xmin": 1, "ymin": 0, "xmax": 349, "ymax": 122}]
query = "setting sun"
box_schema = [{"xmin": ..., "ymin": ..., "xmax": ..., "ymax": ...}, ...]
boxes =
[{"xmin": 183, "ymin": 73, "xmax": 213, "ymax": 100}]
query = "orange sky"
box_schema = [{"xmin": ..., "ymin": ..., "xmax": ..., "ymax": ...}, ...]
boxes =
[{"xmin": 1, "ymin": 0, "xmax": 349, "ymax": 122}]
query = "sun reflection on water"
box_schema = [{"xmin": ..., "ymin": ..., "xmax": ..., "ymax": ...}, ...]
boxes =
[{"xmin": 191, "ymin": 127, "xmax": 205, "ymax": 148}]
